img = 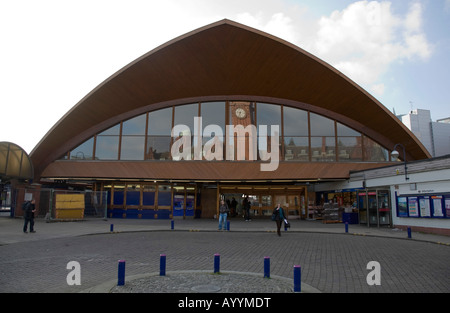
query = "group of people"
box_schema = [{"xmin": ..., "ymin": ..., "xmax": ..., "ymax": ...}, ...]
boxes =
[{"xmin": 218, "ymin": 197, "xmax": 289, "ymax": 236}]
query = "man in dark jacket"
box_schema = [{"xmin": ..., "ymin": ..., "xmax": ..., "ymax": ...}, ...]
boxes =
[{"xmin": 23, "ymin": 199, "xmax": 36, "ymax": 233}]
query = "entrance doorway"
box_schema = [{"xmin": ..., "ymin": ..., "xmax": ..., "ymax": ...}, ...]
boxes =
[
  {"xmin": 219, "ymin": 185, "xmax": 307, "ymax": 219},
  {"xmin": 173, "ymin": 185, "xmax": 196, "ymax": 218}
]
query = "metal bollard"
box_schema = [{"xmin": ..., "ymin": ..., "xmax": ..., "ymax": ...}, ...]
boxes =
[
  {"xmin": 407, "ymin": 227, "xmax": 412, "ymax": 239},
  {"xmin": 118, "ymin": 260, "xmax": 126, "ymax": 286},
  {"xmin": 264, "ymin": 257, "xmax": 270, "ymax": 278},
  {"xmin": 294, "ymin": 265, "xmax": 301, "ymax": 293},
  {"xmin": 227, "ymin": 220, "xmax": 230, "ymax": 231},
  {"xmin": 171, "ymin": 220, "xmax": 174, "ymax": 230},
  {"xmin": 345, "ymin": 222, "xmax": 349, "ymax": 233},
  {"xmin": 110, "ymin": 224, "xmax": 114, "ymax": 232},
  {"xmin": 160, "ymin": 254, "xmax": 166, "ymax": 276},
  {"xmin": 214, "ymin": 254, "xmax": 220, "ymax": 274}
]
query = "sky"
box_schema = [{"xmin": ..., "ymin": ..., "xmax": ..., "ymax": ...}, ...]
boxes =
[{"xmin": 1, "ymin": 0, "xmax": 449, "ymax": 154}]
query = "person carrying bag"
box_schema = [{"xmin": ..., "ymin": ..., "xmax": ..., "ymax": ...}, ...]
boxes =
[{"xmin": 272, "ymin": 203, "xmax": 289, "ymax": 236}]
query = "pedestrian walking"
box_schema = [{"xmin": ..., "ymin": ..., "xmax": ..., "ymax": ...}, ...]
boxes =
[
  {"xmin": 218, "ymin": 200, "xmax": 229, "ymax": 231},
  {"xmin": 243, "ymin": 196, "xmax": 251, "ymax": 221},
  {"xmin": 23, "ymin": 199, "xmax": 36, "ymax": 233},
  {"xmin": 272, "ymin": 203, "xmax": 286, "ymax": 236}
]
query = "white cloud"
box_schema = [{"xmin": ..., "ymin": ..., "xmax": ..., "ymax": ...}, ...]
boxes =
[{"xmin": 304, "ymin": 1, "xmax": 432, "ymax": 97}]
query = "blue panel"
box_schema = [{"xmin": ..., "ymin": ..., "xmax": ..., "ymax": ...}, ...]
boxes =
[
  {"xmin": 141, "ymin": 209, "xmax": 156, "ymax": 219},
  {"xmin": 158, "ymin": 192, "xmax": 171, "ymax": 206},
  {"xmin": 126, "ymin": 191, "xmax": 140, "ymax": 205},
  {"xmin": 143, "ymin": 192, "xmax": 155, "ymax": 206},
  {"xmin": 157, "ymin": 210, "xmax": 171, "ymax": 219},
  {"xmin": 113, "ymin": 191, "xmax": 124, "ymax": 205},
  {"xmin": 126, "ymin": 209, "xmax": 140, "ymax": 219}
]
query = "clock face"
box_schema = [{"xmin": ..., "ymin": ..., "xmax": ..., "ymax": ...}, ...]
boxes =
[{"xmin": 235, "ymin": 108, "xmax": 247, "ymax": 119}]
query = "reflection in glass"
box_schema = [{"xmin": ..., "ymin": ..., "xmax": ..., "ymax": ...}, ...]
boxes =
[
  {"xmin": 283, "ymin": 106, "xmax": 308, "ymax": 136},
  {"xmin": 337, "ymin": 137, "xmax": 362, "ymax": 162},
  {"xmin": 146, "ymin": 136, "xmax": 171, "ymax": 160},
  {"xmin": 284, "ymin": 137, "xmax": 309, "ymax": 161},
  {"xmin": 121, "ymin": 136, "xmax": 145, "ymax": 160},
  {"xmin": 174, "ymin": 103, "xmax": 198, "ymax": 131},
  {"xmin": 311, "ymin": 137, "xmax": 336, "ymax": 162},
  {"xmin": 310, "ymin": 113, "xmax": 335, "ymax": 137},
  {"xmin": 99, "ymin": 124, "xmax": 120, "ymax": 136},
  {"xmin": 148, "ymin": 108, "xmax": 173, "ymax": 136},
  {"xmin": 70, "ymin": 138, "xmax": 94, "ymax": 160},
  {"xmin": 364, "ymin": 136, "xmax": 389, "ymax": 161},
  {"xmin": 96, "ymin": 136, "xmax": 119, "ymax": 160},
  {"xmin": 122, "ymin": 114, "xmax": 147, "ymax": 135},
  {"xmin": 201, "ymin": 102, "xmax": 225, "ymax": 129}
]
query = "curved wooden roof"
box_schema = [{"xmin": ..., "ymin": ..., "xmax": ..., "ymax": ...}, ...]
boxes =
[{"xmin": 30, "ymin": 19, "xmax": 430, "ymax": 180}]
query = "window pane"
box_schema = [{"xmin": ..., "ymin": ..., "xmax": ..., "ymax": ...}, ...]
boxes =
[
  {"xmin": 283, "ymin": 107, "xmax": 308, "ymax": 136},
  {"xmin": 284, "ymin": 137, "xmax": 309, "ymax": 161},
  {"xmin": 364, "ymin": 137, "xmax": 389, "ymax": 161},
  {"xmin": 122, "ymin": 114, "xmax": 146, "ymax": 135},
  {"xmin": 70, "ymin": 138, "xmax": 94, "ymax": 160},
  {"xmin": 99, "ymin": 124, "xmax": 120, "ymax": 136},
  {"xmin": 120, "ymin": 136, "xmax": 145, "ymax": 160},
  {"xmin": 337, "ymin": 122, "xmax": 360, "ymax": 136},
  {"xmin": 95, "ymin": 136, "xmax": 119, "ymax": 160},
  {"xmin": 310, "ymin": 113, "xmax": 335, "ymax": 137},
  {"xmin": 257, "ymin": 103, "xmax": 281, "ymax": 129},
  {"xmin": 146, "ymin": 136, "xmax": 171, "ymax": 160},
  {"xmin": 338, "ymin": 137, "xmax": 362, "ymax": 162},
  {"xmin": 201, "ymin": 102, "xmax": 225, "ymax": 129},
  {"xmin": 174, "ymin": 103, "xmax": 198, "ymax": 131},
  {"xmin": 311, "ymin": 137, "xmax": 336, "ymax": 162},
  {"xmin": 148, "ymin": 108, "xmax": 173, "ymax": 136}
]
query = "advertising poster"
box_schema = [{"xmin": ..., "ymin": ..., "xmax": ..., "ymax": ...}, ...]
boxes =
[
  {"xmin": 445, "ymin": 198, "xmax": 450, "ymax": 217},
  {"xmin": 397, "ymin": 196, "xmax": 408, "ymax": 217},
  {"xmin": 408, "ymin": 197, "xmax": 419, "ymax": 217},
  {"xmin": 419, "ymin": 196, "xmax": 431, "ymax": 217},
  {"xmin": 432, "ymin": 196, "xmax": 444, "ymax": 217}
]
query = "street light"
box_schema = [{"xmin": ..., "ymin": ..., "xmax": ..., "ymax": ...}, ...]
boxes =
[{"xmin": 391, "ymin": 143, "xmax": 409, "ymax": 180}]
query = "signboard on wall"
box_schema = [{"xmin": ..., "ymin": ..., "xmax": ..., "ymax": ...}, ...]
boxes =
[{"xmin": 396, "ymin": 193, "xmax": 448, "ymax": 219}]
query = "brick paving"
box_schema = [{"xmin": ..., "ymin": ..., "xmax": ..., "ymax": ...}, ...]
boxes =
[{"xmin": 0, "ymin": 217, "xmax": 449, "ymax": 293}]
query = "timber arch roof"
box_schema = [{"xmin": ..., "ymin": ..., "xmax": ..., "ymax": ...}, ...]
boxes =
[{"xmin": 30, "ymin": 19, "xmax": 430, "ymax": 179}]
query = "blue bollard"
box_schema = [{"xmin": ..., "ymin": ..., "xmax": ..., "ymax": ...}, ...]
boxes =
[
  {"xmin": 407, "ymin": 227, "xmax": 412, "ymax": 239},
  {"xmin": 345, "ymin": 222, "xmax": 349, "ymax": 233},
  {"xmin": 171, "ymin": 220, "xmax": 174, "ymax": 230},
  {"xmin": 160, "ymin": 254, "xmax": 166, "ymax": 276},
  {"xmin": 118, "ymin": 260, "xmax": 126, "ymax": 286},
  {"xmin": 294, "ymin": 265, "xmax": 301, "ymax": 293},
  {"xmin": 214, "ymin": 254, "xmax": 220, "ymax": 274},
  {"xmin": 227, "ymin": 220, "xmax": 230, "ymax": 231},
  {"xmin": 264, "ymin": 257, "xmax": 270, "ymax": 278},
  {"xmin": 110, "ymin": 224, "xmax": 114, "ymax": 232}
]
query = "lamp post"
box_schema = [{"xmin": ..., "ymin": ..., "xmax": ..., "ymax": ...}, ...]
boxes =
[{"xmin": 391, "ymin": 144, "xmax": 409, "ymax": 180}]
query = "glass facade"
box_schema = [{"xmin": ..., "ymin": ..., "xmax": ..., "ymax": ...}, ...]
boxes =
[{"xmin": 66, "ymin": 101, "xmax": 391, "ymax": 163}]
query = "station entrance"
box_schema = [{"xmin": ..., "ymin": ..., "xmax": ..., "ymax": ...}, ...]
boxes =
[
  {"xmin": 101, "ymin": 181, "xmax": 307, "ymax": 220},
  {"xmin": 218, "ymin": 184, "xmax": 307, "ymax": 220}
]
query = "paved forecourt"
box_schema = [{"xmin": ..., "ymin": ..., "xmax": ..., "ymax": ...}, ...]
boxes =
[{"xmin": 0, "ymin": 217, "xmax": 449, "ymax": 293}]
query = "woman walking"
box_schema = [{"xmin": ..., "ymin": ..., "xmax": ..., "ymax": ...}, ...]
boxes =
[{"xmin": 272, "ymin": 203, "xmax": 285, "ymax": 236}]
